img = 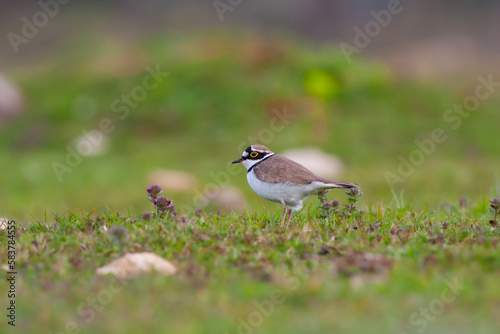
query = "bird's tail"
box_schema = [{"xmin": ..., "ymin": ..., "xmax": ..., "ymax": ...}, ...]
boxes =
[
  {"xmin": 319, "ymin": 179, "xmax": 359, "ymax": 189},
  {"xmin": 331, "ymin": 181, "xmax": 358, "ymax": 189}
]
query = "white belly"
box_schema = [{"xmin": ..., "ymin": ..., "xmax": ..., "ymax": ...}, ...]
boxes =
[{"xmin": 247, "ymin": 170, "xmax": 322, "ymax": 211}]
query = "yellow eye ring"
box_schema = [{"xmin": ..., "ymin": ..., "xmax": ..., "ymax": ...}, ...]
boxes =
[{"xmin": 250, "ymin": 152, "xmax": 258, "ymax": 158}]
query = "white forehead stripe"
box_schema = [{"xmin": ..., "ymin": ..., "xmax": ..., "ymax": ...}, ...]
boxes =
[{"xmin": 242, "ymin": 151, "xmax": 249, "ymax": 157}]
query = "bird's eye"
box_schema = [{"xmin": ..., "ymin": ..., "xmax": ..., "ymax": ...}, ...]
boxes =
[{"xmin": 250, "ymin": 151, "xmax": 258, "ymax": 158}]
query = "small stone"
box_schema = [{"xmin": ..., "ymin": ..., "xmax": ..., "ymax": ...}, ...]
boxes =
[
  {"xmin": 96, "ymin": 252, "xmax": 177, "ymax": 279},
  {"xmin": 281, "ymin": 147, "xmax": 344, "ymax": 179},
  {"xmin": 205, "ymin": 186, "xmax": 245, "ymax": 212},
  {"xmin": 0, "ymin": 74, "xmax": 24, "ymax": 124},
  {"xmin": 73, "ymin": 130, "xmax": 108, "ymax": 156},
  {"xmin": 0, "ymin": 218, "xmax": 9, "ymax": 230}
]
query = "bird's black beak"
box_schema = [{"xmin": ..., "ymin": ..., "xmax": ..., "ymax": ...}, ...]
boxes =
[{"xmin": 232, "ymin": 157, "xmax": 244, "ymax": 164}]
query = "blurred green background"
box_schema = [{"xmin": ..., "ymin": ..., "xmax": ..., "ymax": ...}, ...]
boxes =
[
  {"xmin": 1, "ymin": 1, "xmax": 500, "ymax": 221},
  {"xmin": 1, "ymin": 3, "xmax": 500, "ymax": 334}
]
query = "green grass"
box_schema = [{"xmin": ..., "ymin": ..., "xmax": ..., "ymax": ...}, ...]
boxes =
[
  {"xmin": 2, "ymin": 195, "xmax": 499, "ymax": 334},
  {"xmin": 1, "ymin": 31, "xmax": 500, "ymax": 333}
]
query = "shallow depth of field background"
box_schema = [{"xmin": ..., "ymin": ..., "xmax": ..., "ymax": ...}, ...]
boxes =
[
  {"xmin": 1, "ymin": 1, "xmax": 499, "ymax": 221},
  {"xmin": 2, "ymin": 2, "xmax": 500, "ymax": 334}
]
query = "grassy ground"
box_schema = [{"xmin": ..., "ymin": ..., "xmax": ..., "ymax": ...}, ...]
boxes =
[
  {"xmin": 2, "ymin": 193, "xmax": 499, "ymax": 333},
  {"xmin": 1, "ymin": 32, "xmax": 500, "ymax": 333}
]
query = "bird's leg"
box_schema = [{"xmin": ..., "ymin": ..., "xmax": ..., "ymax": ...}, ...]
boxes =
[
  {"xmin": 280, "ymin": 202, "xmax": 288, "ymax": 228},
  {"xmin": 285, "ymin": 209, "xmax": 293, "ymax": 228}
]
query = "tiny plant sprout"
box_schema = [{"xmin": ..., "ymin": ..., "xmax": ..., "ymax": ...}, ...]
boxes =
[
  {"xmin": 489, "ymin": 198, "xmax": 500, "ymax": 226},
  {"xmin": 147, "ymin": 185, "xmax": 162, "ymax": 203}
]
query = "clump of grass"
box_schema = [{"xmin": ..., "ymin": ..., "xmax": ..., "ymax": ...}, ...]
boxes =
[
  {"xmin": 489, "ymin": 197, "xmax": 500, "ymax": 226},
  {"xmin": 156, "ymin": 197, "xmax": 177, "ymax": 217},
  {"xmin": 317, "ymin": 187, "xmax": 364, "ymax": 219},
  {"xmin": 343, "ymin": 187, "xmax": 364, "ymax": 217},
  {"xmin": 144, "ymin": 185, "xmax": 177, "ymax": 220},
  {"xmin": 318, "ymin": 193, "xmax": 340, "ymax": 218}
]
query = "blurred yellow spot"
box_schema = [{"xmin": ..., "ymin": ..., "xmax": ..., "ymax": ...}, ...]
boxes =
[{"xmin": 304, "ymin": 69, "xmax": 340, "ymax": 99}]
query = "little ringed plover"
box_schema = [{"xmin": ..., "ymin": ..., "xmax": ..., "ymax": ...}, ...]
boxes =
[{"xmin": 232, "ymin": 145, "xmax": 358, "ymax": 228}]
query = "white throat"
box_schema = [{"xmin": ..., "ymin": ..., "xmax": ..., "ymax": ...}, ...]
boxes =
[{"xmin": 242, "ymin": 153, "xmax": 275, "ymax": 171}]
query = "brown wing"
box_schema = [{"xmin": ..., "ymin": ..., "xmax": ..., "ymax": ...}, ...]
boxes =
[
  {"xmin": 253, "ymin": 154, "xmax": 358, "ymax": 188},
  {"xmin": 253, "ymin": 154, "xmax": 324, "ymax": 184}
]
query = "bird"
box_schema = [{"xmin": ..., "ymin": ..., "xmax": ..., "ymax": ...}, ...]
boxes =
[{"xmin": 232, "ymin": 144, "xmax": 358, "ymax": 228}]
